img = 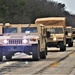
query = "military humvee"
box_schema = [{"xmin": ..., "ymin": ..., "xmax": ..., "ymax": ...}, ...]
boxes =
[
  {"xmin": 0, "ymin": 23, "xmax": 47, "ymax": 61},
  {"xmin": 35, "ymin": 17, "xmax": 66, "ymax": 51},
  {"xmin": 72, "ymin": 28, "xmax": 75, "ymax": 39},
  {"xmin": 66, "ymin": 26, "xmax": 73, "ymax": 47}
]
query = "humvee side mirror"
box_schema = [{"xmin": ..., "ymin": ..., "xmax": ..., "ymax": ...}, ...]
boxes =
[
  {"xmin": 46, "ymin": 31, "xmax": 50, "ymax": 38},
  {"xmin": 65, "ymin": 31, "xmax": 68, "ymax": 35}
]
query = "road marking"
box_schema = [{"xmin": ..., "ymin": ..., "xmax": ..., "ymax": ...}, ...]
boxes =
[
  {"xmin": 50, "ymin": 62, "xmax": 59, "ymax": 67},
  {"xmin": 69, "ymin": 53, "xmax": 74, "ymax": 56}
]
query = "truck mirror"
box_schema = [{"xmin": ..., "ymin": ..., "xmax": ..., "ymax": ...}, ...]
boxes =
[
  {"xmin": 65, "ymin": 31, "xmax": 68, "ymax": 35},
  {"xmin": 46, "ymin": 31, "xmax": 50, "ymax": 38}
]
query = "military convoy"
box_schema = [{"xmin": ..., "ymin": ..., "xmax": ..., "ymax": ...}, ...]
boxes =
[
  {"xmin": 35, "ymin": 17, "xmax": 67, "ymax": 51},
  {"xmin": 0, "ymin": 17, "xmax": 74, "ymax": 61},
  {"xmin": 0, "ymin": 23, "xmax": 48, "ymax": 61}
]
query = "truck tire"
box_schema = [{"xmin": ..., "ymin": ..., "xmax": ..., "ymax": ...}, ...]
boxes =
[
  {"xmin": 40, "ymin": 49, "xmax": 46, "ymax": 59},
  {"xmin": 0, "ymin": 53, "xmax": 3, "ymax": 61},
  {"xmin": 32, "ymin": 44, "xmax": 40, "ymax": 61},
  {"xmin": 6, "ymin": 55, "xmax": 12, "ymax": 60},
  {"xmin": 68, "ymin": 41, "xmax": 73, "ymax": 47},
  {"xmin": 45, "ymin": 44, "xmax": 47, "ymax": 55},
  {"xmin": 0, "ymin": 47, "xmax": 3, "ymax": 61},
  {"xmin": 59, "ymin": 42, "xmax": 66, "ymax": 51}
]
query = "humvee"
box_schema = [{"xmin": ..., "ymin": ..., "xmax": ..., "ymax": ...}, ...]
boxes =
[
  {"xmin": 0, "ymin": 23, "xmax": 47, "ymax": 61},
  {"xmin": 72, "ymin": 28, "xmax": 75, "ymax": 39},
  {"xmin": 66, "ymin": 26, "xmax": 73, "ymax": 47},
  {"xmin": 35, "ymin": 17, "xmax": 66, "ymax": 51}
]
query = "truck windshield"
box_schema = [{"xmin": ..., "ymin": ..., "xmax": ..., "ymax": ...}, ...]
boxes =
[
  {"xmin": 66, "ymin": 28, "xmax": 71, "ymax": 33},
  {"xmin": 2, "ymin": 28, "xmax": 17, "ymax": 33},
  {"xmin": 21, "ymin": 27, "xmax": 38, "ymax": 33},
  {"xmin": 50, "ymin": 28, "xmax": 63, "ymax": 34}
]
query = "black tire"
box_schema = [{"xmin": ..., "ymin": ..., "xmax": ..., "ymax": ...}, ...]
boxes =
[
  {"xmin": 40, "ymin": 50, "xmax": 46, "ymax": 59},
  {"xmin": 59, "ymin": 42, "xmax": 66, "ymax": 51},
  {"xmin": 0, "ymin": 47, "xmax": 3, "ymax": 61},
  {"xmin": 0, "ymin": 54, "xmax": 3, "ymax": 61},
  {"xmin": 32, "ymin": 44, "xmax": 40, "ymax": 61},
  {"xmin": 68, "ymin": 41, "xmax": 73, "ymax": 47},
  {"xmin": 45, "ymin": 44, "xmax": 47, "ymax": 55},
  {"xmin": 6, "ymin": 55, "xmax": 12, "ymax": 60}
]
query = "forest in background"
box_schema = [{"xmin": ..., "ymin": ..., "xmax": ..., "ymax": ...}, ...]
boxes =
[{"xmin": 0, "ymin": 0, "xmax": 75, "ymax": 27}]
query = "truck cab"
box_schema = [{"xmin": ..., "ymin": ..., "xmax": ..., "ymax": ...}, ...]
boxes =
[
  {"xmin": 66, "ymin": 26, "xmax": 73, "ymax": 47},
  {"xmin": 0, "ymin": 23, "xmax": 47, "ymax": 61}
]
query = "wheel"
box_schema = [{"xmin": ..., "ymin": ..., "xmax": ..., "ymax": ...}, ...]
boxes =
[
  {"xmin": 0, "ymin": 47, "xmax": 3, "ymax": 61},
  {"xmin": 32, "ymin": 44, "xmax": 40, "ymax": 61},
  {"xmin": 68, "ymin": 41, "xmax": 73, "ymax": 47},
  {"xmin": 6, "ymin": 55, "xmax": 12, "ymax": 60},
  {"xmin": 45, "ymin": 44, "xmax": 47, "ymax": 55},
  {"xmin": 59, "ymin": 42, "xmax": 66, "ymax": 51},
  {"xmin": 40, "ymin": 50, "xmax": 46, "ymax": 59},
  {"xmin": 0, "ymin": 54, "xmax": 3, "ymax": 61}
]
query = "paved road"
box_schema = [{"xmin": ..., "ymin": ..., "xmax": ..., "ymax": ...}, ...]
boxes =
[{"xmin": 0, "ymin": 42, "xmax": 75, "ymax": 75}]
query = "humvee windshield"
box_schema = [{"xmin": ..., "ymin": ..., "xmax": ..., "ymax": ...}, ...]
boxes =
[
  {"xmin": 2, "ymin": 28, "xmax": 17, "ymax": 33},
  {"xmin": 49, "ymin": 28, "xmax": 63, "ymax": 34},
  {"xmin": 66, "ymin": 28, "xmax": 71, "ymax": 33},
  {"xmin": 21, "ymin": 27, "xmax": 38, "ymax": 33}
]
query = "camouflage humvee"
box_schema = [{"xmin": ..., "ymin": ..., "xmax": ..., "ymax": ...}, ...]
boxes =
[
  {"xmin": 66, "ymin": 26, "xmax": 73, "ymax": 47},
  {"xmin": 72, "ymin": 28, "xmax": 75, "ymax": 39},
  {"xmin": 0, "ymin": 23, "xmax": 47, "ymax": 61},
  {"xmin": 35, "ymin": 17, "xmax": 66, "ymax": 51}
]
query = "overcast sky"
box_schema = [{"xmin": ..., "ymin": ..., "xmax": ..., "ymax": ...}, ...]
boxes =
[{"xmin": 52, "ymin": 0, "xmax": 75, "ymax": 14}]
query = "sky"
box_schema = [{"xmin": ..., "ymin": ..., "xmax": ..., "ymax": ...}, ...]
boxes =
[{"xmin": 52, "ymin": 0, "xmax": 75, "ymax": 14}]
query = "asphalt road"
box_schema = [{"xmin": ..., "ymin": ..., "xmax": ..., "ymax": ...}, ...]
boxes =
[{"xmin": 0, "ymin": 41, "xmax": 75, "ymax": 75}]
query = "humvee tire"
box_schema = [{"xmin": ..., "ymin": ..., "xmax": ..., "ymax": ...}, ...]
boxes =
[
  {"xmin": 68, "ymin": 40, "xmax": 73, "ymax": 47},
  {"xmin": 0, "ymin": 53, "xmax": 3, "ymax": 61},
  {"xmin": 6, "ymin": 55, "xmax": 12, "ymax": 60},
  {"xmin": 45, "ymin": 44, "xmax": 47, "ymax": 55},
  {"xmin": 40, "ymin": 49, "xmax": 46, "ymax": 59},
  {"xmin": 32, "ymin": 44, "xmax": 40, "ymax": 61},
  {"xmin": 59, "ymin": 42, "xmax": 66, "ymax": 51},
  {"xmin": 0, "ymin": 48, "xmax": 3, "ymax": 61}
]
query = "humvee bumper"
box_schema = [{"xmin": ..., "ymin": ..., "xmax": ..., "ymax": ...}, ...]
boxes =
[{"xmin": 0, "ymin": 46, "xmax": 34, "ymax": 55}]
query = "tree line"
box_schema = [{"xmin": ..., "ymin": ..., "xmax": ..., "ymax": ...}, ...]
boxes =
[{"xmin": 0, "ymin": 0, "xmax": 75, "ymax": 27}]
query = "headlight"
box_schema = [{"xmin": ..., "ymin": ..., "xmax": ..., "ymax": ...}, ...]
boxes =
[
  {"xmin": 3, "ymin": 39, "xmax": 8, "ymax": 44},
  {"xmin": 22, "ymin": 39, "xmax": 28, "ymax": 44},
  {"xmin": 53, "ymin": 37, "xmax": 57, "ymax": 41}
]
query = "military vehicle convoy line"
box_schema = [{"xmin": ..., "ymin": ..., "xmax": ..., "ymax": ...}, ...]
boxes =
[{"xmin": 0, "ymin": 17, "xmax": 74, "ymax": 61}]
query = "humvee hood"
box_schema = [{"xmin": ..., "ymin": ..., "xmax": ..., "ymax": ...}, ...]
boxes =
[{"xmin": 0, "ymin": 34, "xmax": 39, "ymax": 39}]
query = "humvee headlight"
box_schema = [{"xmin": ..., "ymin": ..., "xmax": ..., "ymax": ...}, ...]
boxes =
[
  {"xmin": 53, "ymin": 37, "xmax": 57, "ymax": 41},
  {"xmin": 3, "ymin": 39, "xmax": 8, "ymax": 44},
  {"xmin": 22, "ymin": 39, "xmax": 28, "ymax": 44}
]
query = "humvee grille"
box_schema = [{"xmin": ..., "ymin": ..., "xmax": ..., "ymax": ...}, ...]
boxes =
[{"xmin": 8, "ymin": 39, "xmax": 22, "ymax": 44}]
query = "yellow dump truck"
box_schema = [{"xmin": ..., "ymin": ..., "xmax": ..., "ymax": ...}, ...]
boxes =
[
  {"xmin": 0, "ymin": 23, "xmax": 47, "ymax": 61},
  {"xmin": 72, "ymin": 28, "xmax": 75, "ymax": 39},
  {"xmin": 35, "ymin": 17, "xmax": 66, "ymax": 51},
  {"xmin": 66, "ymin": 26, "xmax": 73, "ymax": 47}
]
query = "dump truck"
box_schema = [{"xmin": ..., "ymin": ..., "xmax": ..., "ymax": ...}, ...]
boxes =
[
  {"xmin": 35, "ymin": 17, "xmax": 66, "ymax": 51},
  {"xmin": 0, "ymin": 23, "xmax": 47, "ymax": 61},
  {"xmin": 72, "ymin": 28, "xmax": 75, "ymax": 39},
  {"xmin": 66, "ymin": 26, "xmax": 73, "ymax": 47}
]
